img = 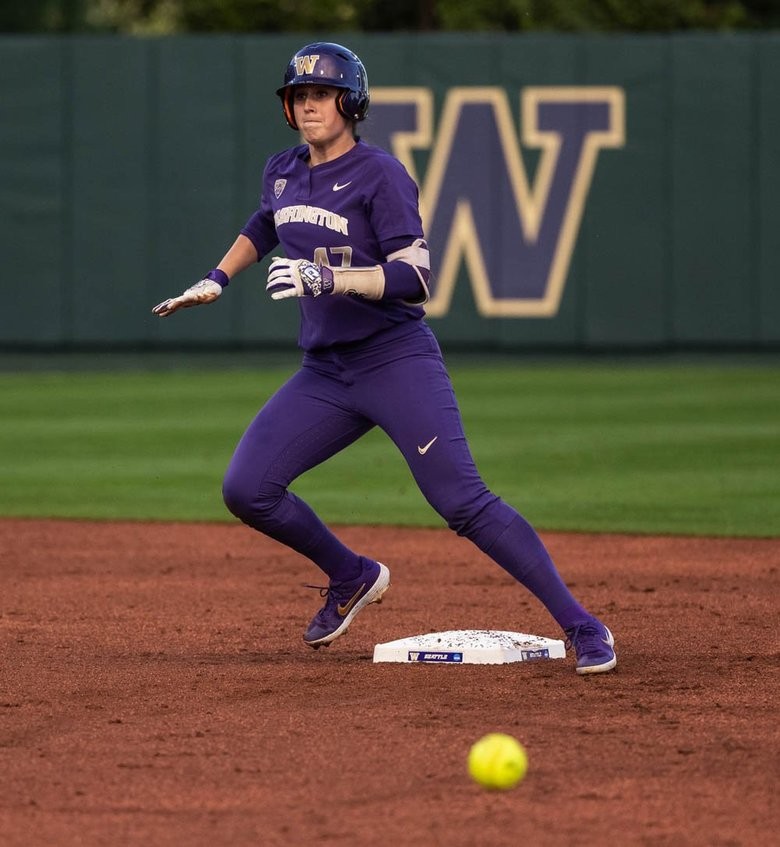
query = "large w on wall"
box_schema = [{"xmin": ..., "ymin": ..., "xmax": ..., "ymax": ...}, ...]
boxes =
[{"xmin": 368, "ymin": 87, "xmax": 625, "ymax": 317}]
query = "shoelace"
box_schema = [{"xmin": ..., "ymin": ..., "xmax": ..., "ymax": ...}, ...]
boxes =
[
  {"xmin": 302, "ymin": 584, "xmax": 336, "ymax": 622},
  {"xmin": 303, "ymin": 583, "xmax": 329, "ymax": 598},
  {"xmin": 564, "ymin": 621, "xmax": 604, "ymax": 654},
  {"xmin": 303, "ymin": 582, "xmax": 353, "ymax": 608}
]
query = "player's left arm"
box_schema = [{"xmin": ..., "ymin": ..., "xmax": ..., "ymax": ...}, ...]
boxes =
[
  {"xmin": 265, "ymin": 237, "xmax": 430, "ymax": 303},
  {"xmin": 267, "ymin": 154, "xmax": 431, "ymax": 303}
]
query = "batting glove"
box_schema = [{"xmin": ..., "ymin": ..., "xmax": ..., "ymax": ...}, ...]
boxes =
[
  {"xmin": 266, "ymin": 257, "xmax": 334, "ymax": 300},
  {"xmin": 152, "ymin": 270, "xmax": 228, "ymax": 317}
]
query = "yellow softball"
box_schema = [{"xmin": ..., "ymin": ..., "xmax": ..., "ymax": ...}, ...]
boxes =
[{"xmin": 467, "ymin": 732, "xmax": 528, "ymax": 790}]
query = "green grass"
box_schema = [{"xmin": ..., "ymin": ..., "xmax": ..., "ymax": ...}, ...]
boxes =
[{"xmin": 1, "ymin": 360, "xmax": 778, "ymax": 536}]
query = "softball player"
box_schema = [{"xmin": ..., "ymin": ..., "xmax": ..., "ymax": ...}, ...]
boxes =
[{"xmin": 153, "ymin": 42, "xmax": 616, "ymax": 674}]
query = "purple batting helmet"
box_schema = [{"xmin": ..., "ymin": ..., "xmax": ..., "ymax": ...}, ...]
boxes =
[{"xmin": 276, "ymin": 42, "xmax": 370, "ymax": 130}]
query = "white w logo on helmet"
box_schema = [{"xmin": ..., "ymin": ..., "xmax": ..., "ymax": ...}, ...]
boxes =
[{"xmin": 294, "ymin": 54, "xmax": 319, "ymax": 75}]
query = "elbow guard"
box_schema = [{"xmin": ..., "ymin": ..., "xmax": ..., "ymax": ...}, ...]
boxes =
[
  {"xmin": 386, "ymin": 239, "xmax": 430, "ymax": 304},
  {"xmin": 324, "ymin": 238, "xmax": 431, "ymax": 302}
]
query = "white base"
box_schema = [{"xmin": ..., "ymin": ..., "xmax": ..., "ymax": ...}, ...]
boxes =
[{"xmin": 373, "ymin": 629, "xmax": 566, "ymax": 665}]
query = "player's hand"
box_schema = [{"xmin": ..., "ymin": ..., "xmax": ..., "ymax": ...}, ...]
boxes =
[
  {"xmin": 266, "ymin": 257, "xmax": 334, "ymax": 300},
  {"xmin": 152, "ymin": 279, "xmax": 223, "ymax": 317}
]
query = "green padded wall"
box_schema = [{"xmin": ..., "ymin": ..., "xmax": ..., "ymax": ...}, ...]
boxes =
[{"xmin": 1, "ymin": 33, "xmax": 777, "ymax": 350}]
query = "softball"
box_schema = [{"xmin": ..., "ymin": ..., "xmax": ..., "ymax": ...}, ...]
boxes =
[{"xmin": 467, "ymin": 732, "xmax": 528, "ymax": 790}]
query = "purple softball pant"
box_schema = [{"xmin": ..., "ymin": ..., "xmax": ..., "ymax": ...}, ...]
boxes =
[{"xmin": 222, "ymin": 321, "xmax": 589, "ymax": 630}]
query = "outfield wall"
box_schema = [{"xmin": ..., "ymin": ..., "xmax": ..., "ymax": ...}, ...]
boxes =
[{"xmin": 1, "ymin": 33, "xmax": 778, "ymax": 350}]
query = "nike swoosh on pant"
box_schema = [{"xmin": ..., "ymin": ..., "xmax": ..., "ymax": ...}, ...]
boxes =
[{"xmin": 417, "ymin": 436, "xmax": 438, "ymax": 455}]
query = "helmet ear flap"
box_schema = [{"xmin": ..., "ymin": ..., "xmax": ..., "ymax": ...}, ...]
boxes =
[
  {"xmin": 336, "ymin": 90, "xmax": 350, "ymax": 120},
  {"xmin": 282, "ymin": 90, "xmax": 297, "ymax": 130},
  {"xmin": 336, "ymin": 89, "xmax": 370, "ymax": 122}
]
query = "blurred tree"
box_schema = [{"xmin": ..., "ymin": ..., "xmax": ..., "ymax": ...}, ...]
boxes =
[
  {"xmin": 429, "ymin": 0, "xmax": 778, "ymax": 31},
  {"xmin": 2, "ymin": 0, "xmax": 780, "ymax": 33},
  {"xmin": 179, "ymin": 0, "xmax": 363, "ymax": 32},
  {"xmin": 84, "ymin": 0, "xmax": 182, "ymax": 33},
  {"xmin": 0, "ymin": 0, "xmax": 85, "ymax": 31}
]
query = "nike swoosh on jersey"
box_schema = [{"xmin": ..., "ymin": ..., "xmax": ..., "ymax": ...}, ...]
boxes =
[
  {"xmin": 337, "ymin": 583, "xmax": 366, "ymax": 616},
  {"xmin": 332, "ymin": 181, "xmax": 352, "ymax": 191},
  {"xmin": 417, "ymin": 436, "xmax": 438, "ymax": 455}
]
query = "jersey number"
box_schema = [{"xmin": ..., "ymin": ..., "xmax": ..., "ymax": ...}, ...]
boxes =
[{"xmin": 314, "ymin": 246, "xmax": 352, "ymax": 267}]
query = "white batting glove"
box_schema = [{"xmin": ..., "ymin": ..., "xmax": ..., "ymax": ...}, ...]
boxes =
[
  {"xmin": 152, "ymin": 278, "xmax": 223, "ymax": 317},
  {"xmin": 266, "ymin": 257, "xmax": 334, "ymax": 300}
]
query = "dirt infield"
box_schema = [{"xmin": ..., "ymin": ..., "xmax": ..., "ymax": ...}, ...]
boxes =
[{"xmin": 1, "ymin": 519, "xmax": 777, "ymax": 846}]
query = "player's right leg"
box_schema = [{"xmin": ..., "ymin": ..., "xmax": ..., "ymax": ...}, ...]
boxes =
[
  {"xmin": 222, "ymin": 366, "xmax": 368, "ymax": 569},
  {"xmin": 302, "ymin": 560, "xmax": 390, "ymax": 649},
  {"xmin": 221, "ymin": 365, "xmax": 388, "ymax": 647}
]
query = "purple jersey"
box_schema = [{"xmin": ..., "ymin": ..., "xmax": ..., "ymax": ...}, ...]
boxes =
[{"xmin": 241, "ymin": 140, "xmax": 426, "ymax": 350}]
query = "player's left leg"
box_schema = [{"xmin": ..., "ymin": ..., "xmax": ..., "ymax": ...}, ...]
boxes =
[{"xmin": 350, "ymin": 323, "xmax": 616, "ymax": 674}]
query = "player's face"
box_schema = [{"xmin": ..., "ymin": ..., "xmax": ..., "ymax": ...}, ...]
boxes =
[{"xmin": 292, "ymin": 85, "xmax": 352, "ymax": 149}]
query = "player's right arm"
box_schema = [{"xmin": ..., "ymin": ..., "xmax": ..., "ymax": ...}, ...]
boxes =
[
  {"xmin": 153, "ymin": 153, "xmax": 280, "ymax": 318},
  {"xmin": 151, "ymin": 234, "xmax": 260, "ymax": 318}
]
